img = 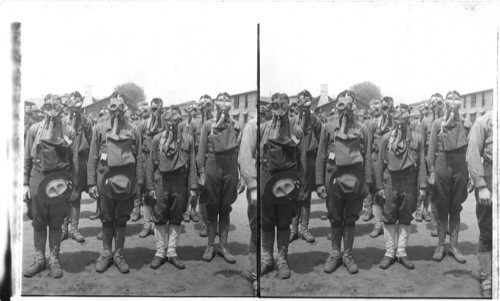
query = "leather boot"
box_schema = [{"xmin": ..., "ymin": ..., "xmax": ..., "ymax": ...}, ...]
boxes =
[
  {"xmin": 448, "ymin": 222, "xmax": 466, "ymax": 263},
  {"xmin": 24, "ymin": 229, "xmax": 47, "ymax": 277},
  {"xmin": 69, "ymin": 206, "xmax": 85, "ymax": 242},
  {"xmin": 478, "ymin": 251, "xmax": 492, "ymax": 297},
  {"xmin": 300, "ymin": 206, "xmax": 315, "ymax": 243},
  {"xmin": 432, "ymin": 220, "xmax": 447, "ymax": 262},
  {"xmin": 343, "ymin": 225, "xmax": 358, "ymax": 274},
  {"xmin": 276, "ymin": 229, "xmax": 291, "ymax": 279},
  {"xmin": 166, "ymin": 224, "xmax": 185, "ymax": 269},
  {"xmin": 95, "ymin": 227, "xmax": 113, "ymax": 273},
  {"xmin": 89, "ymin": 198, "xmax": 101, "ymax": 220},
  {"xmin": 151, "ymin": 224, "xmax": 167, "ymax": 269},
  {"xmin": 415, "ymin": 200, "xmax": 423, "ymax": 222},
  {"xmin": 218, "ymin": 212, "xmax": 236, "ymax": 263},
  {"xmin": 370, "ymin": 204, "xmax": 384, "ymax": 238},
  {"xmin": 202, "ymin": 219, "xmax": 217, "ymax": 262},
  {"xmin": 48, "ymin": 228, "xmax": 63, "ymax": 278},
  {"xmin": 324, "ymin": 225, "xmax": 342, "ymax": 273},
  {"xmin": 422, "ymin": 208, "xmax": 432, "ymax": 222},
  {"xmin": 261, "ymin": 229, "xmax": 275, "ymax": 275},
  {"xmin": 114, "ymin": 226, "xmax": 130, "ymax": 273},
  {"xmin": 289, "ymin": 210, "xmax": 300, "ymax": 242},
  {"xmin": 249, "ymin": 251, "xmax": 257, "ymax": 280},
  {"xmin": 139, "ymin": 205, "xmax": 154, "ymax": 238},
  {"xmin": 61, "ymin": 217, "xmax": 69, "ymax": 241}
]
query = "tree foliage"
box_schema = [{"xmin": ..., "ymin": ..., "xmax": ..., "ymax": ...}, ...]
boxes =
[
  {"xmin": 350, "ymin": 81, "xmax": 382, "ymax": 106},
  {"xmin": 114, "ymin": 82, "xmax": 146, "ymax": 105}
]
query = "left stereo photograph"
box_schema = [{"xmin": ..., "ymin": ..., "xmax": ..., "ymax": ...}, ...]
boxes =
[{"xmin": 15, "ymin": 5, "xmax": 258, "ymax": 297}]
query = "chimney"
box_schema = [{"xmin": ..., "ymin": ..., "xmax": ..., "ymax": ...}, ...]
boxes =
[
  {"xmin": 317, "ymin": 84, "xmax": 329, "ymax": 108},
  {"xmin": 84, "ymin": 85, "xmax": 93, "ymax": 104}
]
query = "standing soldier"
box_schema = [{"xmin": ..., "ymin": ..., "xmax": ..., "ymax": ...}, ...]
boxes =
[
  {"xmin": 427, "ymin": 91, "xmax": 468, "ymax": 264},
  {"xmin": 61, "ymin": 91, "xmax": 93, "ymax": 243},
  {"xmin": 190, "ymin": 95, "xmax": 215, "ymax": 237},
  {"xmin": 23, "ymin": 95, "xmax": 75, "ymax": 278},
  {"xmin": 87, "ymin": 92, "xmax": 143, "ymax": 274},
  {"xmin": 260, "ymin": 93, "xmax": 303, "ymax": 279},
  {"xmin": 147, "ymin": 105, "xmax": 197, "ymax": 270},
  {"xmin": 197, "ymin": 92, "xmax": 240, "ymax": 263},
  {"xmin": 133, "ymin": 98, "xmax": 164, "ymax": 238},
  {"xmin": 316, "ymin": 90, "xmax": 372, "ymax": 274},
  {"xmin": 238, "ymin": 115, "xmax": 258, "ymax": 294},
  {"xmin": 364, "ymin": 98, "xmax": 388, "ymax": 239},
  {"xmin": 466, "ymin": 111, "xmax": 493, "ymax": 298},
  {"xmin": 376, "ymin": 104, "xmax": 427, "ymax": 270},
  {"xmin": 183, "ymin": 102, "xmax": 201, "ymax": 223},
  {"xmin": 290, "ymin": 90, "xmax": 321, "ymax": 243}
]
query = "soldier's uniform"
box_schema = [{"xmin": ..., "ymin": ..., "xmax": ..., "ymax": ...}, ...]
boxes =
[
  {"xmin": 427, "ymin": 92, "xmax": 469, "ymax": 264},
  {"xmin": 290, "ymin": 91, "xmax": 321, "ymax": 244},
  {"xmin": 377, "ymin": 104, "xmax": 427, "ymax": 270},
  {"xmin": 316, "ymin": 91, "xmax": 372, "ymax": 274},
  {"xmin": 61, "ymin": 93, "xmax": 93, "ymax": 243},
  {"xmin": 87, "ymin": 95, "xmax": 143, "ymax": 274},
  {"xmin": 197, "ymin": 93, "xmax": 240, "ymax": 263},
  {"xmin": 23, "ymin": 97, "xmax": 75, "ymax": 278},
  {"xmin": 466, "ymin": 111, "xmax": 493, "ymax": 297},
  {"xmin": 260, "ymin": 93, "xmax": 303, "ymax": 279},
  {"xmin": 147, "ymin": 106, "xmax": 197, "ymax": 270}
]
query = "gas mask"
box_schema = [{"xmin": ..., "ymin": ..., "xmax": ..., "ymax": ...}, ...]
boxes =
[
  {"xmin": 297, "ymin": 96, "xmax": 312, "ymax": 128},
  {"xmin": 162, "ymin": 108, "xmax": 181, "ymax": 149},
  {"xmin": 444, "ymin": 99, "xmax": 461, "ymax": 126},
  {"xmin": 214, "ymin": 99, "xmax": 232, "ymax": 128},
  {"xmin": 199, "ymin": 99, "xmax": 214, "ymax": 123},
  {"xmin": 336, "ymin": 96, "xmax": 356, "ymax": 134},
  {"xmin": 148, "ymin": 102, "xmax": 164, "ymax": 134},
  {"xmin": 392, "ymin": 107, "xmax": 410, "ymax": 130},
  {"xmin": 186, "ymin": 103, "xmax": 199, "ymax": 123},
  {"xmin": 431, "ymin": 98, "xmax": 445, "ymax": 118},
  {"xmin": 369, "ymin": 100, "xmax": 381, "ymax": 118},
  {"xmin": 108, "ymin": 97, "xmax": 127, "ymax": 135},
  {"xmin": 66, "ymin": 96, "xmax": 83, "ymax": 130},
  {"xmin": 40, "ymin": 101, "xmax": 65, "ymax": 143}
]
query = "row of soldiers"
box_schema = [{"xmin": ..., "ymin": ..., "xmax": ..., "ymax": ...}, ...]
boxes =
[
  {"xmin": 259, "ymin": 90, "xmax": 492, "ymax": 297},
  {"xmin": 23, "ymin": 91, "xmax": 258, "ymax": 293}
]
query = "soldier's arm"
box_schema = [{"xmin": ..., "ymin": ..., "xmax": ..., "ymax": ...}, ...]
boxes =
[
  {"xmin": 418, "ymin": 135, "xmax": 427, "ymax": 190},
  {"xmin": 466, "ymin": 117, "xmax": 487, "ymax": 189},
  {"xmin": 196, "ymin": 122, "xmax": 209, "ymax": 176},
  {"xmin": 134, "ymin": 126, "xmax": 144, "ymax": 185},
  {"xmin": 376, "ymin": 134, "xmax": 389, "ymax": 191},
  {"xmin": 23, "ymin": 124, "xmax": 36, "ymax": 185},
  {"xmin": 188, "ymin": 138, "xmax": 198, "ymax": 191},
  {"xmin": 86, "ymin": 125, "xmax": 99, "ymax": 187},
  {"xmin": 238, "ymin": 120, "xmax": 257, "ymax": 189},
  {"xmin": 146, "ymin": 136, "xmax": 158, "ymax": 192},
  {"xmin": 363, "ymin": 123, "xmax": 373, "ymax": 185},
  {"xmin": 315, "ymin": 125, "xmax": 328, "ymax": 187},
  {"xmin": 426, "ymin": 120, "xmax": 440, "ymax": 174}
]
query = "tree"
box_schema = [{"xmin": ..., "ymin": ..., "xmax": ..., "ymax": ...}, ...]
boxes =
[
  {"xmin": 114, "ymin": 82, "xmax": 146, "ymax": 105},
  {"xmin": 350, "ymin": 81, "xmax": 382, "ymax": 107}
]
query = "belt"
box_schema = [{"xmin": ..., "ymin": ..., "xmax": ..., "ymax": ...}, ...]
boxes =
[
  {"xmin": 161, "ymin": 166, "xmax": 188, "ymax": 178},
  {"xmin": 438, "ymin": 146, "xmax": 467, "ymax": 155},
  {"xmin": 389, "ymin": 165, "xmax": 417, "ymax": 177}
]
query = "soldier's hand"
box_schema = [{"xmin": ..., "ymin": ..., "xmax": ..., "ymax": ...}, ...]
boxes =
[
  {"xmin": 316, "ymin": 185, "xmax": 326, "ymax": 199},
  {"xmin": 428, "ymin": 172, "xmax": 435, "ymax": 186},
  {"xmin": 69, "ymin": 189, "xmax": 80, "ymax": 203},
  {"xmin": 23, "ymin": 185, "xmax": 30, "ymax": 203},
  {"xmin": 477, "ymin": 187, "xmax": 492, "ymax": 207},
  {"xmin": 148, "ymin": 190, "xmax": 156, "ymax": 200},
  {"xmin": 377, "ymin": 189, "xmax": 385, "ymax": 199},
  {"xmin": 237, "ymin": 177, "xmax": 246, "ymax": 194},
  {"xmin": 302, "ymin": 191, "xmax": 310, "ymax": 202},
  {"xmin": 89, "ymin": 185, "xmax": 99, "ymax": 199},
  {"xmin": 249, "ymin": 187, "xmax": 257, "ymax": 206},
  {"xmin": 198, "ymin": 173, "xmax": 206, "ymax": 187}
]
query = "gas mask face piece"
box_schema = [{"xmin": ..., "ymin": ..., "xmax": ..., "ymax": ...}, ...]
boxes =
[
  {"xmin": 336, "ymin": 96, "xmax": 355, "ymax": 119},
  {"xmin": 369, "ymin": 100, "xmax": 381, "ymax": 117},
  {"xmin": 268, "ymin": 101, "xmax": 290, "ymax": 118},
  {"xmin": 66, "ymin": 97, "xmax": 83, "ymax": 114},
  {"xmin": 392, "ymin": 107, "xmax": 410, "ymax": 128}
]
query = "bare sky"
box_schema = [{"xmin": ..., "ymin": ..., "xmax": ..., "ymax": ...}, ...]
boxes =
[
  {"xmin": 17, "ymin": 3, "xmax": 257, "ymax": 106},
  {"xmin": 260, "ymin": 2, "xmax": 498, "ymax": 105}
]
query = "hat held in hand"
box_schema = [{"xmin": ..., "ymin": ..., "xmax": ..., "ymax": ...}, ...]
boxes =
[
  {"xmin": 264, "ymin": 170, "xmax": 302, "ymax": 204},
  {"xmin": 102, "ymin": 166, "xmax": 137, "ymax": 200},
  {"xmin": 37, "ymin": 171, "xmax": 74, "ymax": 204}
]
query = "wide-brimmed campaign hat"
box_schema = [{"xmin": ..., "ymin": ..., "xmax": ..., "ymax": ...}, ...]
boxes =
[
  {"xmin": 37, "ymin": 171, "xmax": 74, "ymax": 204},
  {"xmin": 102, "ymin": 166, "xmax": 137, "ymax": 200},
  {"xmin": 329, "ymin": 164, "xmax": 366, "ymax": 200},
  {"xmin": 264, "ymin": 170, "xmax": 302, "ymax": 204}
]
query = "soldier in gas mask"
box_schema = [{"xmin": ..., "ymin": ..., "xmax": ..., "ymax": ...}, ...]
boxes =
[
  {"xmin": 133, "ymin": 98, "xmax": 165, "ymax": 239},
  {"xmin": 197, "ymin": 92, "xmax": 240, "ymax": 263},
  {"xmin": 23, "ymin": 95, "xmax": 75, "ymax": 278},
  {"xmin": 466, "ymin": 111, "xmax": 493, "ymax": 298},
  {"xmin": 364, "ymin": 98, "xmax": 388, "ymax": 239},
  {"xmin": 183, "ymin": 102, "xmax": 201, "ymax": 223},
  {"xmin": 60, "ymin": 91, "xmax": 93, "ymax": 243},
  {"xmin": 190, "ymin": 95, "xmax": 215, "ymax": 237},
  {"xmin": 147, "ymin": 105, "xmax": 197, "ymax": 270},
  {"xmin": 260, "ymin": 93, "xmax": 303, "ymax": 279},
  {"xmin": 376, "ymin": 104, "xmax": 427, "ymax": 270},
  {"xmin": 87, "ymin": 92, "xmax": 143, "ymax": 274},
  {"xmin": 290, "ymin": 90, "xmax": 321, "ymax": 244},
  {"xmin": 427, "ymin": 91, "xmax": 469, "ymax": 264},
  {"xmin": 316, "ymin": 90, "xmax": 372, "ymax": 275}
]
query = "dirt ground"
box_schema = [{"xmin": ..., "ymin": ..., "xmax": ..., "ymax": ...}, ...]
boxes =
[
  {"xmin": 261, "ymin": 192, "xmax": 485, "ymax": 298},
  {"xmin": 21, "ymin": 192, "xmax": 254, "ymax": 296}
]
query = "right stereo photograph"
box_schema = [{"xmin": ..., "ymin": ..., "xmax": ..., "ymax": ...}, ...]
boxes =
[{"xmin": 258, "ymin": 3, "xmax": 497, "ymax": 298}]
